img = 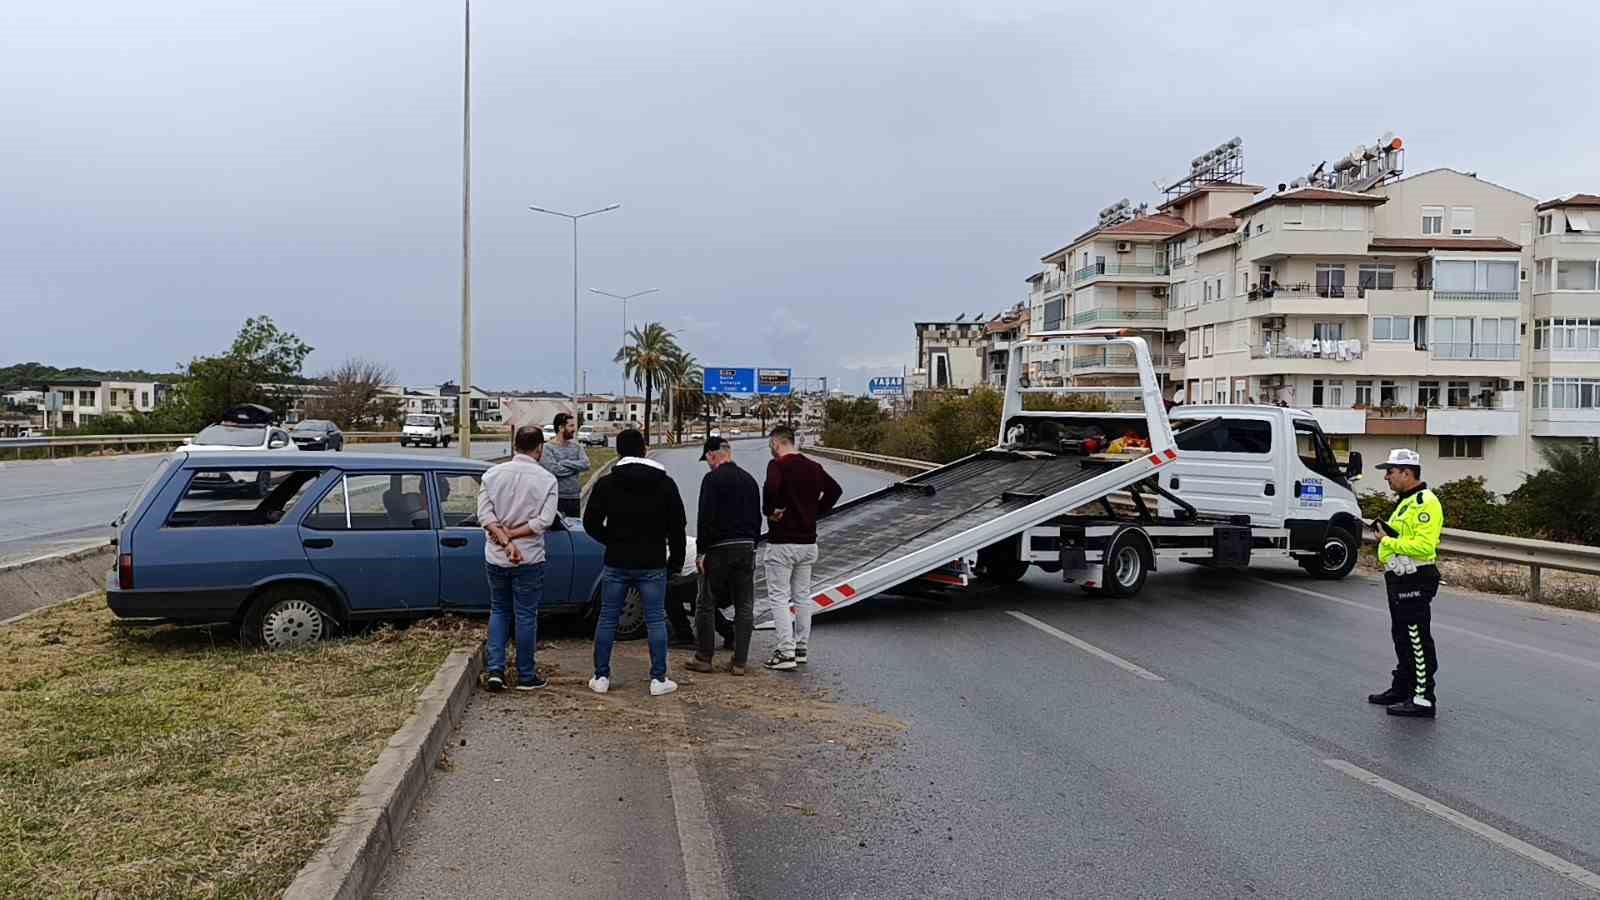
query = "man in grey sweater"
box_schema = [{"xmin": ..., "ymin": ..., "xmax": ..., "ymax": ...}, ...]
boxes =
[{"xmin": 541, "ymin": 412, "xmax": 591, "ymax": 517}]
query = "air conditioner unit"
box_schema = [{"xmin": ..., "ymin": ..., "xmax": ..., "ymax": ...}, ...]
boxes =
[
  {"xmin": 1151, "ymin": 286, "xmax": 1168, "ymax": 298},
  {"xmin": 1115, "ymin": 241, "xmax": 1134, "ymax": 253}
]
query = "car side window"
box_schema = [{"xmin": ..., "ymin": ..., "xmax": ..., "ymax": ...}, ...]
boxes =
[
  {"xmin": 304, "ymin": 473, "xmax": 431, "ymax": 531},
  {"xmin": 164, "ymin": 469, "xmax": 324, "ymax": 528},
  {"xmin": 435, "ymin": 473, "xmax": 482, "ymax": 528},
  {"xmin": 1175, "ymin": 418, "xmax": 1272, "ymax": 454}
]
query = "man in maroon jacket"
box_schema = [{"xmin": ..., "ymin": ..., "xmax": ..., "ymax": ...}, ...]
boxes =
[{"xmin": 760, "ymin": 424, "xmax": 843, "ymax": 671}]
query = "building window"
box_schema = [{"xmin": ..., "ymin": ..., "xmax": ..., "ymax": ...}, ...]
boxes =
[
  {"xmin": 1358, "ymin": 264, "xmax": 1395, "ymax": 291},
  {"xmin": 1315, "ymin": 264, "xmax": 1346, "ymax": 298},
  {"xmin": 1259, "ymin": 265, "xmax": 1273, "ymax": 290},
  {"xmin": 1447, "ymin": 380, "xmax": 1470, "ymax": 407},
  {"xmin": 1435, "ymin": 259, "xmax": 1518, "ymax": 294},
  {"xmin": 1538, "ymin": 214, "xmax": 1553, "ymax": 236},
  {"xmin": 1379, "ymin": 379, "xmax": 1407, "ymax": 408},
  {"xmin": 1556, "ymin": 259, "xmax": 1600, "ymax": 291},
  {"xmin": 1418, "ymin": 381, "xmax": 1441, "ymax": 407},
  {"xmin": 1535, "ymin": 259, "xmax": 1552, "ymax": 292},
  {"xmin": 1568, "ymin": 211, "xmax": 1599, "ymax": 233},
  {"xmin": 1215, "ymin": 382, "xmax": 1227, "ymax": 404},
  {"xmin": 1538, "ymin": 317, "xmax": 1600, "ymax": 350},
  {"xmin": 1312, "ymin": 379, "xmax": 1326, "ymax": 406},
  {"xmin": 1201, "ymin": 379, "xmax": 1214, "ymax": 403},
  {"xmin": 1282, "ymin": 204, "xmax": 1303, "ymax": 226},
  {"xmin": 1371, "ymin": 315, "xmax": 1413, "ymax": 342},
  {"xmin": 1439, "ymin": 436, "xmax": 1485, "ymax": 459},
  {"xmin": 1203, "ymin": 281, "xmax": 1212, "ymax": 303},
  {"xmin": 1202, "ymin": 326, "xmax": 1215, "ymax": 357},
  {"xmin": 1043, "ymin": 298, "xmax": 1065, "ymax": 330},
  {"xmin": 1422, "ymin": 206, "xmax": 1444, "ymax": 235},
  {"xmin": 1188, "ymin": 328, "xmax": 1200, "ymax": 360},
  {"xmin": 79, "ymin": 391, "xmax": 95, "ymax": 407},
  {"xmin": 1312, "ymin": 321, "xmax": 1344, "ymax": 342},
  {"xmin": 1232, "ymin": 378, "xmax": 1248, "ymax": 404},
  {"xmin": 1449, "ymin": 207, "xmax": 1475, "ymax": 235},
  {"xmin": 1355, "ymin": 380, "xmax": 1374, "ymax": 407}
]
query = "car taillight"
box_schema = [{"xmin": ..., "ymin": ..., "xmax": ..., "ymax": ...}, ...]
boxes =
[{"xmin": 118, "ymin": 553, "xmax": 134, "ymax": 590}]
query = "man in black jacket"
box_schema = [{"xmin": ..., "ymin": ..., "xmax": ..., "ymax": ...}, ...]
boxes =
[
  {"xmin": 685, "ymin": 437, "xmax": 761, "ymax": 676},
  {"xmin": 582, "ymin": 429, "xmax": 688, "ymax": 697}
]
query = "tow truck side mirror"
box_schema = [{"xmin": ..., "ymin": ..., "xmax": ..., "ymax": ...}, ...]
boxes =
[{"xmin": 1346, "ymin": 450, "xmax": 1363, "ymax": 481}]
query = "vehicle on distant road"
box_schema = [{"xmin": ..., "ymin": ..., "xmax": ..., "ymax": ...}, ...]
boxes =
[
  {"xmin": 576, "ymin": 428, "xmax": 608, "ymax": 447},
  {"xmin": 289, "ymin": 419, "xmax": 344, "ymax": 452},
  {"xmin": 400, "ymin": 414, "xmax": 451, "ymax": 448},
  {"xmin": 181, "ymin": 404, "xmax": 297, "ymax": 497},
  {"xmin": 106, "ymin": 451, "xmax": 698, "ymax": 648}
]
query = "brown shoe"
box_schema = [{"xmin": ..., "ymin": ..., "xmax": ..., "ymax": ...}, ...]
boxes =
[
  {"xmin": 723, "ymin": 661, "xmax": 747, "ymax": 676},
  {"xmin": 684, "ymin": 657, "xmax": 715, "ymax": 674}
]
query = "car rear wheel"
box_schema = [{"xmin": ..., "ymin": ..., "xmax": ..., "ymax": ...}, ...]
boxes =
[{"xmin": 243, "ymin": 585, "xmax": 340, "ymax": 649}]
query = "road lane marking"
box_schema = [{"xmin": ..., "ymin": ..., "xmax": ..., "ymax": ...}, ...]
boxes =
[
  {"xmin": 1005, "ymin": 610, "xmax": 1165, "ymax": 681},
  {"xmin": 1250, "ymin": 577, "xmax": 1600, "ymax": 674},
  {"xmin": 1323, "ymin": 759, "xmax": 1600, "ymax": 893}
]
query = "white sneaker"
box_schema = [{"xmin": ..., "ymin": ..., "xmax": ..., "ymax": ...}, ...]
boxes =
[
  {"xmin": 588, "ymin": 676, "xmax": 610, "ymax": 694},
  {"xmin": 650, "ymin": 677, "xmax": 678, "ymax": 697}
]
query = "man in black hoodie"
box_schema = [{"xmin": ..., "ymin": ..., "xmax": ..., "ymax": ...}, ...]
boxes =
[{"xmin": 582, "ymin": 429, "xmax": 688, "ymax": 697}]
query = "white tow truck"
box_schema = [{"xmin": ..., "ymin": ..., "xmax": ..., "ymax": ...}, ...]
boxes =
[{"xmin": 754, "ymin": 329, "xmax": 1366, "ymax": 620}]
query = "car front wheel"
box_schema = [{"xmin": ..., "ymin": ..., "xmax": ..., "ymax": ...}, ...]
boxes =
[{"xmin": 243, "ymin": 585, "xmax": 340, "ymax": 649}]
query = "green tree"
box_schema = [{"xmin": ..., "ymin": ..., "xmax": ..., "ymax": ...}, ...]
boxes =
[
  {"xmin": 615, "ymin": 322, "xmax": 676, "ymax": 443},
  {"xmin": 660, "ymin": 348, "xmax": 702, "ymax": 443},
  {"xmin": 165, "ymin": 316, "xmax": 313, "ymax": 429},
  {"xmin": 820, "ymin": 396, "xmax": 885, "ymax": 451},
  {"xmin": 1506, "ymin": 441, "xmax": 1600, "ymax": 545}
]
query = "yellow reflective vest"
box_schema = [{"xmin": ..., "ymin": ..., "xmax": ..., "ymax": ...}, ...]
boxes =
[{"xmin": 1378, "ymin": 485, "xmax": 1443, "ymax": 565}]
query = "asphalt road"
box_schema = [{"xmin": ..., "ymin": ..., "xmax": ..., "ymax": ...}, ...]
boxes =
[
  {"xmin": 378, "ymin": 446, "xmax": 1600, "ymax": 899},
  {"xmin": 0, "ymin": 441, "xmax": 507, "ymax": 563}
]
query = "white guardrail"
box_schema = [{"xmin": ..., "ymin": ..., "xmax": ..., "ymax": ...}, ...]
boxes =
[
  {"xmin": 809, "ymin": 446, "xmax": 1600, "ymax": 602},
  {"xmin": 0, "ymin": 432, "xmax": 417, "ymax": 458}
]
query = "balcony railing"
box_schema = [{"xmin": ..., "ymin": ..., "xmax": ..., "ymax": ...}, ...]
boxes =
[
  {"xmin": 1071, "ymin": 307, "xmax": 1168, "ymax": 324},
  {"xmin": 1432, "ymin": 343, "xmax": 1520, "ymax": 361},
  {"xmin": 1250, "ymin": 339, "xmax": 1364, "ymax": 361},
  {"xmin": 1071, "ymin": 349, "xmax": 1138, "ymax": 370},
  {"xmin": 1073, "ymin": 261, "xmax": 1171, "ymax": 283},
  {"xmin": 1432, "ymin": 290, "xmax": 1520, "ymax": 303}
]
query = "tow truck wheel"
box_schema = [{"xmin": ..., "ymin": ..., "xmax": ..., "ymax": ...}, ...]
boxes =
[
  {"xmin": 1301, "ymin": 527, "xmax": 1358, "ymax": 580},
  {"xmin": 1101, "ymin": 534, "xmax": 1148, "ymax": 598},
  {"xmin": 976, "ymin": 540, "xmax": 1030, "ymax": 584}
]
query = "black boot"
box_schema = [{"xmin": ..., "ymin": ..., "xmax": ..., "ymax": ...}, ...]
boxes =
[
  {"xmin": 1367, "ymin": 686, "xmax": 1409, "ymax": 705},
  {"xmin": 1386, "ymin": 698, "xmax": 1437, "ymax": 718}
]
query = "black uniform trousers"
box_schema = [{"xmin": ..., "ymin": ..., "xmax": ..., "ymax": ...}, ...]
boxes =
[{"xmin": 1385, "ymin": 564, "xmax": 1440, "ymax": 701}]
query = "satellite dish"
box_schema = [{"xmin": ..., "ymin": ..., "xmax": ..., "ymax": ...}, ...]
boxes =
[
  {"xmin": 1230, "ymin": 137, "xmax": 1243, "ymax": 148},
  {"xmin": 1379, "ymin": 131, "xmax": 1395, "ymax": 147}
]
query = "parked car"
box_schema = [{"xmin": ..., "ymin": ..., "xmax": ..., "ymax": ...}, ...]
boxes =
[
  {"xmin": 290, "ymin": 419, "xmax": 344, "ymax": 452},
  {"xmin": 181, "ymin": 404, "xmax": 297, "ymax": 497},
  {"xmin": 401, "ymin": 414, "xmax": 451, "ymax": 448},
  {"xmin": 106, "ymin": 452, "xmax": 698, "ymax": 648},
  {"xmin": 576, "ymin": 428, "xmax": 608, "ymax": 447}
]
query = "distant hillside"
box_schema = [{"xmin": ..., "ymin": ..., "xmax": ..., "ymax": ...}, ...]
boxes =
[{"xmin": 0, "ymin": 362, "xmax": 183, "ymax": 392}]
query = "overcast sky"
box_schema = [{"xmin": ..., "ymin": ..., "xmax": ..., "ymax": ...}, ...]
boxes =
[{"xmin": 4, "ymin": 0, "xmax": 1597, "ymax": 394}]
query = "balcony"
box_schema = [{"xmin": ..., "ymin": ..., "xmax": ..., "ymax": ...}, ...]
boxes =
[
  {"xmin": 1245, "ymin": 283, "xmax": 1368, "ymax": 317},
  {"xmin": 1071, "ymin": 307, "xmax": 1168, "ymax": 325},
  {"xmin": 1426, "ymin": 407, "xmax": 1520, "ymax": 436},
  {"xmin": 1306, "ymin": 407, "xmax": 1367, "ymax": 434},
  {"xmin": 1364, "ymin": 406, "xmax": 1427, "ymax": 436},
  {"xmin": 1071, "ymin": 349, "xmax": 1139, "ymax": 371},
  {"xmin": 1531, "ymin": 408, "xmax": 1600, "ymax": 437},
  {"xmin": 1073, "ymin": 261, "xmax": 1171, "ymax": 284},
  {"xmin": 1250, "ymin": 338, "xmax": 1364, "ymax": 362},
  {"xmin": 1431, "ymin": 343, "xmax": 1520, "ymax": 362}
]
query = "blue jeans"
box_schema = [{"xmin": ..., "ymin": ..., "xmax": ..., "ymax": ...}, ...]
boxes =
[
  {"xmin": 593, "ymin": 566, "xmax": 668, "ymax": 681},
  {"xmin": 486, "ymin": 562, "xmax": 544, "ymax": 682}
]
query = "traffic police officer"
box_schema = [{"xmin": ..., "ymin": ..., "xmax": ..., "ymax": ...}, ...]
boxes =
[{"xmin": 1366, "ymin": 448, "xmax": 1445, "ymax": 718}]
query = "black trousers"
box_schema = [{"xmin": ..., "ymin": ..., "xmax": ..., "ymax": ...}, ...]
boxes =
[
  {"xmin": 697, "ymin": 544, "xmax": 755, "ymax": 664},
  {"xmin": 557, "ymin": 497, "xmax": 581, "ymax": 519},
  {"xmin": 1385, "ymin": 565, "xmax": 1440, "ymax": 701}
]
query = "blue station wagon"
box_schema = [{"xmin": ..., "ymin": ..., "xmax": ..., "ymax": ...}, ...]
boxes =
[{"xmin": 107, "ymin": 452, "xmax": 697, "ymax": 648}]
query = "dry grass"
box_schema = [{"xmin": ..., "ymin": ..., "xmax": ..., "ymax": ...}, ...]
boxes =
[
  {"xmin": 0, "ymin": 598, "xmax": 480, "ymax": 900},
  {"xmin": 1357, "ymin": 548, "xmax": 1600, "ymax": 613}
]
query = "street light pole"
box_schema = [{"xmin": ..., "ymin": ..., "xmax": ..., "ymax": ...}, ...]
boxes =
[
  {"xmin": 529, "ymin": 203, "xmax": 621, "ymax": 421},
  {"xmin": 458, "ymin": 0, "xmax": 472, "ymax": 458},
  {"xmin": 587, "ymin": 287, "xmax": 660, "ymax": 401}
]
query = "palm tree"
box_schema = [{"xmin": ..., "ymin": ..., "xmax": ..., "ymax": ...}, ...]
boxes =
[
  {"xmin": 615, "ymin": 322, "xmax": 677, "ymax": 443},
  {"xmin": 780, "ymin": 394, "xmax": 802, "ymax": 427},
  {"xmin": 661, "ymin": 348, "xmax": 701, "ymax": 443},
  {"xmin": 753, "ymin": 395, "xmax": 775, "ymax": 436}
]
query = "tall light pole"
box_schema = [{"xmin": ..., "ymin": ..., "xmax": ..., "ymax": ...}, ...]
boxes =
[
  {"xmin": 458, "ymin": 0, "xmax": 473, "ymax": 458},
  {"xmin": 529, "ymin": 203, "xmax": 620, "ymax": 419},
  {"xmin": 587, "ymin": 288, "xmax": 660, "ymax": 400}
]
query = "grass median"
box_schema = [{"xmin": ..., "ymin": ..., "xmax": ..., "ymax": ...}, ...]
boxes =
[{"xmin": 0, "ymin": 598, "xmax": 480, "ymax": 900}]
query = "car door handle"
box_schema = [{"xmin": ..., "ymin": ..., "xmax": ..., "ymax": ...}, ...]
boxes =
[
  {"xmin": 1264, "ymin": 482, "xmax": 1275, "ymax": 496},
  {"xmin": 440, "ymin": 537, "xmax": 469, "ymax": 548},
  {"xmin": 303, "ymin": 538, "xmax": 334, "ymax": 549},
  {"xmin": 1292, "ymin": 480, "xmax": 1303, "ymax": 498}
]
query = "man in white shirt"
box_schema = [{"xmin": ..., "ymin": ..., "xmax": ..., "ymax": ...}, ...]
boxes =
[{"xmin": 477, "ymin": 425, "xmax": 560, "ymax": 692}]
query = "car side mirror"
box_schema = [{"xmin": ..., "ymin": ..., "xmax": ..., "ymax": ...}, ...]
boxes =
[
  {"xmin": 182, "ymin": 437, "xmax": 193, "ymax": 445},
  {"xmin": 269, "ymin": 438, "xmax": 288, "ymax": 449},
  {"xmin": 1346, "ymin": 450, "xmax": 1363, "ymax": 480}
]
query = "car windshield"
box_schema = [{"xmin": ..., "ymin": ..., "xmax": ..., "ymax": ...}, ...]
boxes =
[
  {"xmin": 406, "ymin": 416, "xmax": 436, "ymax": 427},
  {"xmin": 194, "ymin": 424, "xmax": 265, "ymax": 447},
  {"xmin": 292, "ymin": 421, "xmax": 326, "ymax": 432},
  {"xmin": 117, "ymin": 457, "xmax": 174, "ymax": 527}
]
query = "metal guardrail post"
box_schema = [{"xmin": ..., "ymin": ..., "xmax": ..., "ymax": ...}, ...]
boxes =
[{"xmin": 1529, "ymin": 564, "xmax": 1541, "ymax": 601}]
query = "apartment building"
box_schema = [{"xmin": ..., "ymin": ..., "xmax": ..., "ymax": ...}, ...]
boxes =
[
  {"xmin": 1168, "ymin": 167, "xmax": 1539, "ymax": 493},
  {"xmin": 914, "ymin": 316, "xmax": 990, "ymax": 389},
  {"xmin": 42, "ymin": 379, "xmax": 168, "ymax": 428},
  {"xmin": 982, "ymin": 302, "xmax": 1030, "ymax": 387},
  {"xmin": 1529, "ymin": 194, "xmax": 1600, "ymax": 445}
]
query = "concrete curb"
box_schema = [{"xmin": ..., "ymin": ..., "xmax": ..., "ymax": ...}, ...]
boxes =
[
  {"xmin": 283, "ymin": 644, "xmax": 484, "ymax": 900},
  {"xmin": 0, "ymin": 543, "xmax": 115, "ymax": 624}
]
